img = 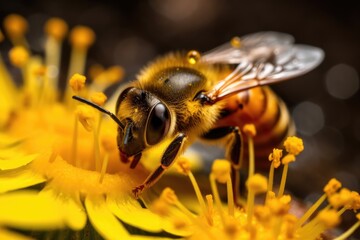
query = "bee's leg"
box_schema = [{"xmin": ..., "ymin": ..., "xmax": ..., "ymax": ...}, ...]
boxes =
[
  {"xmin": 130, "ymin": 152, "xmax": 142, "ymax": 169},
  {"xmin": 202, "ymin": 126, "xmax": 243, "ymax": 204},
  {"xmin": 132, "ymin": 133, "xmax": 187, "ymax": 198}
]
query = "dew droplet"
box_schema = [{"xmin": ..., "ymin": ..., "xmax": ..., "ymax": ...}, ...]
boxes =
[
  {"xmin": 230, "ymin": 36, "xmax": 241, "ymax": 48},
  {"xmin": 186, "ymin": 50, "xmax": 201, "ymax": 64}
]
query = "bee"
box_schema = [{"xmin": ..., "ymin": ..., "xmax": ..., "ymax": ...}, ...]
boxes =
[{"xmin": 73, "ymin": 32, "xmax": 323, "ymax": 198}]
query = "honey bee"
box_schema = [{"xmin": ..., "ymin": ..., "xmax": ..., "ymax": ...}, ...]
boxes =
[{"xmin": 73, "ymin": 32, "xmax": 323, "ymax": 198}]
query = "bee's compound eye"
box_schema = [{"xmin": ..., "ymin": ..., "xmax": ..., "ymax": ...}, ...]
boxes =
[{"xmin": 146, "ymin": 103, "xmax": 170, "ymax": 145}]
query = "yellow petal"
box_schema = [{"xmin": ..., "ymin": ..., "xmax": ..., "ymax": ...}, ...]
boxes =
[
  {"xmin": 0, "ymin": 134, "xmax": 20, "ymax": 147},
  {"xmin": 0, "ymin": 228, "xmax": 34, "ymax": 240},
  {"xmin": 0, "ymin": 166, "xmax": 46, "ymax": 193},
  {"xmin": 0, "ymin": 153, "xmax": 37, "ymax": 170},
  {"xmin": 85, "ymin": 195, "xmax": 130, "ymax": 240},
  {"xmin": 0, "ymin": 190, "xmax": 66, "ymax": 230},
  {"xmin": 39, "ymin": 188, "xmax": 86, "ymax": 231},
  {"xmin": 107, "ymin": 195, "xmax": 162, "ymax": 233}
]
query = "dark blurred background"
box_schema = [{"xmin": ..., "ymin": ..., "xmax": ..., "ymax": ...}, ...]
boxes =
[{"xmin": 1, "ymin": 0, "xmax": 359, "ymax": 237}]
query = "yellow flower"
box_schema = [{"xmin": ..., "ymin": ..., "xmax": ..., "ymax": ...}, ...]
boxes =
[
  {"xmin": 0, "ymin": 14, "xmax": 185, "ymax": 240},
  {"xmin": 1, "ymin": 13, "xmax": 359, "ymax": 240},
  {"xmin": 149, "ymin": 137, "xmax": 360, "ymax": 240}
]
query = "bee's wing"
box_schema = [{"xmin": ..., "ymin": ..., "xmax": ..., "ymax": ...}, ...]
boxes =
[
  {"xmin": 202, "ymin": 32, "xmax": 324, "ymax": 102},
  {"xmin": 201, "ymin": 32, "xmax": 294, "ymax": 64}
]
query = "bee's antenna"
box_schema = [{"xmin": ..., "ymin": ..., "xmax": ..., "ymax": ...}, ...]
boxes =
[{"xmin": 72, "ymin": 96, "xmax": 125, "ymax": 129}]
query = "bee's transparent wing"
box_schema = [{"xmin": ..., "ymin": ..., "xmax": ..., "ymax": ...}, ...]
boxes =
[
  {"xmin": 203, "ymin": 32, "xmax": 324, "ymax": 102},
  {"xmin": 201, "ymin": 32, "xmax": 294, "ymax": 64}
]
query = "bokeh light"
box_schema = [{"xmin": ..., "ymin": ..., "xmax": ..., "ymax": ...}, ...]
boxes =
[
  {"xmin": 292, "ymin": 101, "xmax": 325, "ymax": 136},
  {"xmin": 325, "ymin": 63, "xmax": 359, "ymax": 99}
]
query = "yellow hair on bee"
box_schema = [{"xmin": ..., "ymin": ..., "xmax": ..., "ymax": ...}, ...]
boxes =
[
  {"xmin": 136, "ymin": 52, "xmax": 228, "ymax": 91},
  {"xmin": 132, "ymin": 52, "xmax": 228, "ymax": 143}
]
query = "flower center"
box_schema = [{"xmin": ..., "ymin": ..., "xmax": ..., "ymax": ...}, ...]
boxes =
[{"xmin": 7, "ymin": 103, "xmax": 147, "ymax": 196}]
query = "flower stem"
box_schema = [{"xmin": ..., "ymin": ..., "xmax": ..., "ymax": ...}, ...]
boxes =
[
  {"xmin": 45, "ymin": 36, "xmax": 62, "ymax": 91},
  {"xmin": 99, "ymin": 153, "xmax": 109, "ymax": 183},
  {"xmin": 268, "ymin": 162, "xmax": 275, "ymax": 193},
  {"xmin": 188, "ymin": 171, "xmax": 207, "ymax": 215},
  {"xmin": 247, "ymin": 190, "xmax": 255, "ymax": 225},
  {"xmin": 278, "ymin": 163, "xmax": 289, "ymax": 197},
  {"xmin": 209, "ymin": 173, "xmax": 226, "ymax": 227},
  {"xmin": 248, "ymin": 137, "xmax": 255, "ymax": 177},
  {"xmin": 296, "ymin": 193, "xmax": 327, "ymax": 228},
  {"xmin": 72, "ymin": 116, "xmax": 79, "ymax": 166},
  {"xmin": 334, "ymin": 221, "xmax": 360, "ymax": 240},
  {"xmin": 65, "ymin": 48, "xmax": 87, "ymax": 104},
  {"xmin": 93, "ymin": 113, "xmax": 101, "ymax": 171},
  {"xmin": 227, "ymin": 176, "xmax": 234, "ymax": 216}
]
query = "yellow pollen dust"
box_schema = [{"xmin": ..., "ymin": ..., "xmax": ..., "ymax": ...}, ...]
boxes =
[
  {"xmin": 246, "ymin": 174, "xmax": 267, "ymax": 194},
  {"xmin": 268, "ymin": 148, "xmax": 282, "ymax": 168},
  {"xmin": 243, "ymin": 124, "xmax": 256, "ymax": 137},
  {"xmin": 347, "ymin": 191, "xmax": 360, "ymax": 210},
  {"xmin": 44, "ymin": 17, "xmax": 68, "ymax": 41},
  {"xmin": 75, "ymin": 105, "xmax": 95, "ymax": 131},
  {"xmin": 254, "ymin": 205, "xmax": 271, "ymax": 223},
  {"xmin": 69, "ymin": 26, "xmax": 95, "ymax": 49},
  {"xmin": 323, "ymin": 178, "xmax": 342, "ymax": 196},
  {"xmin": 176, "ymin": 156, "xmax": 191, "ymax": 175},
  {"xmin": 160, "ymin": 187, "xmax": 178, "ymax": 205},
  {"xmin": 267, "ymin": 191, "xmax": 276, "ymax": 200},
  {"xmin": 90, "ymin": 92, "xmax": 107, "ymax": 106},
  {"xmin": 230, "ymin": 36, "xmax": 242, "ymax": 48},
  {"xmin": 267, "ymin": 195, "xmax": 291, "ymax": 215},
  {"xmin": 3, "ymin": 14, "xmax": 28, "ymax": 39},
  {"xmin": 283, "ymin": 136, "xmax": 304, "ymax": 155},
  {"xmin": 69, "ymin": 73, "xmax": 86, "ymax": 92},
  {"xmin": 9, "ymin": 46, "xmax": 29, "ymax": 67},
  {"xmin": 211, "ymin": 159, "xmax": 231, "ymax": 184},
  {"xmin": 317, "ymin": 209, "xmax": 340, "ymax": 228},
  {"xmin": 329, "ymin": 188, "xmax": 352, "ymax": 209},
  {"xmin": 186, "ymin": 50, "xmax": 201, "ymax": 65}
]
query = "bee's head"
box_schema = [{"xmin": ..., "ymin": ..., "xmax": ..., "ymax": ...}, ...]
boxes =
[{"xmin": 116, "ymin": 87, "xmax": 171, "ymax": 160}]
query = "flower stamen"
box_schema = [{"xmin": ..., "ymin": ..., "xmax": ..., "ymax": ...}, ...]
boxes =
[
  {"xmin": 267, "ymin": 148, "xmax": 282, "ymax": 202},
  {"xmin": 90, "ymin": 92, "xmax": 107, "ymax": 172},
  {"xmin": 44, "ymin": 18, "xmax": 68, "ymax": 94},
  {"xmin": 278, "ymin": 154, "xmax": 295, "ymax": 197},
  {"xmin": 246, "ymin": 174, "xmax": 267, "ymax": 225},
  {"xmin": 243, "ymin": 124, "xmax": 256, "ymax": 177},
  {"xmin": 3, "ymin": 14, "xmax": 28, "ymax": 47},
  {"xmin": 209, "ymin": 172, "xmax": 226, "ymax": 228},
  {"xmin": 176, "ymin": 157, "xmax": 207, "ymax": 218},
  {"xmin": 334, "ymin": 213, "xmax": 360, "ymax": 240},
  {"xmin": 68, "ymin": 26, "xmax": 95, "ymax": 79}
]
